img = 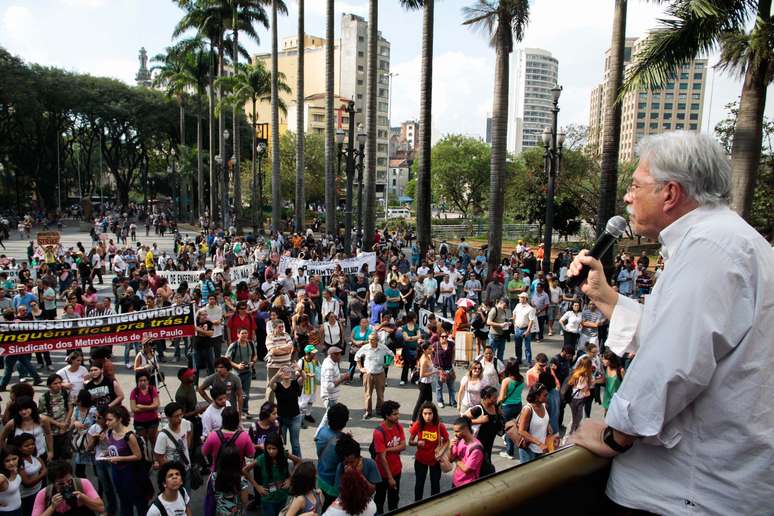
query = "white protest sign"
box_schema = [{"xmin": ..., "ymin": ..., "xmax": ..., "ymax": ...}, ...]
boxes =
[
  {"xmin": 278, "ymin": 253, "xmax": 377, "ymax": 277},
  {"xmin": 418, "ymin": 308, "xmax": 453, "ymax": 333},
  {"xmin": 157, "ymin": 262, "xmax": 257, "ymax": 289}
]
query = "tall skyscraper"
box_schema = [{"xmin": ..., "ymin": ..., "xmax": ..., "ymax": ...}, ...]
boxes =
[
  {"xmin": 507, "ymin": 48, "xmax": 559, "ymax": 155},
  {"xmin": 588, "ymin": 36, "xmax": 708, "ymax": 161},
  {"xmin": 251, "ymin": 13, "xmax": 391, "ymax": 199}
]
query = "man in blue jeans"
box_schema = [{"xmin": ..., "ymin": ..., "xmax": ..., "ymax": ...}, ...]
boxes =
[
  {"xmin": 486, "ymin": 298, "xmax": 510, "ymax": 362},
  {"xmin": 511, "ymin": 292, "xmax": 536, "ymax": 365}
]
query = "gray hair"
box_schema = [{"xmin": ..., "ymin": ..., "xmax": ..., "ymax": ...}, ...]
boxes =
[{"xmin": 636, "ymin": 131, "xmax": 730, "ymax": 206}]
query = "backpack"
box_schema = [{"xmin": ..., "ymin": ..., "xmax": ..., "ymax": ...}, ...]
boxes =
[
  {"xmin": 43, "ymin": 390, "xmax": 70, "ymax": 417},
  {"xmin": 368, "ymin": 425, "xmax": 387, "ymax": 460},
  {"xmin": 214, "ymin": 430, "xmax": 242, "ymax": 465},
  {"xmin": 151, "ymin": 488, "xmax": 188, "ymax": 516},
  {"xmin": 160, "ymin": 429, "xmax": 190, "ymax": 468}
]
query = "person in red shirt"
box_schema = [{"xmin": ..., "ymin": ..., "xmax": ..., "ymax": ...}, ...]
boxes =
[
  {"xmin": 227, "ymin": 301, "xmax": 257, "ymax": 343},
  {"xmin": 372, "ymin": 400, "xmax": 405, "ymax": 514},
  {"xmin": 409, "ymin": 401, "xmax": 448, "ymax": 501}
]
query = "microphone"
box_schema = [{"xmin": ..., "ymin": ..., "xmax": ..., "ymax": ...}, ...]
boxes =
[{"xmin": 567, "ymin": 216, "xmax": 628, "ymax": 289}]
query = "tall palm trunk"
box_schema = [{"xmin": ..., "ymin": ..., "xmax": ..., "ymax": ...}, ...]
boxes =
[
  {"xmin": 295, "ymin": 0, "xmax": 305, "ymax": 232},
  {"xmin": 416, "ymin": 0, "xmax": 434, "ymax": 256},
  {"xmin": 252, "ymin": 99, "xmax": 258, "ymax": 231},
  {"xmin": 233, "ymin": 15, "xmax": 242, "ymax": 233},
  {"xmin": 596, "ymin": 0, "xmax": 627, "ymax": 272},
  {"xmin": 486, "ymin": 12, "xmax": 510, "ymax": 282},
  {"xmin": 271, "ymin": 0, "xmax": 281, "ymax": 232},
  {"xmin": 208, "ymin": 49, "xmax": 217, "ymax": 222},
  {"xmin": 179, "ymin": 103, "xmax": 186, "ymax": 146},
  {"xmin": 197, "ymin": 104, "xmax": 204, "ymax": 219},
  {"xmin": 363, "ymin": 0, "xmax": 378, "ymax": 250},
  {"xmin": 324, "ymin": 0, "xmax": 336, "ymax": 236},
  {"xmin": 218, "ymin": 35, "xmax": 227, "ymax": 229},
  {"xmin": 730, "ymin": 0, "xmax": 771, "ymax": 219}
]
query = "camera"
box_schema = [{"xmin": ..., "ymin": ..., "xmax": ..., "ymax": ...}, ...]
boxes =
[{"xmin": 60, "ymin": 485, "xmax": 77, "ymax": 506}]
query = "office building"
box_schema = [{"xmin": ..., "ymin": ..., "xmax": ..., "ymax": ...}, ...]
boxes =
[
  {"xmin": 507, "ymin": 48, "xmax": 559, "ymax": 155},
  {"xmin": 250, "ymin": 13, "xmax": 390, "ymax": 199},
  {"xmin": 588, "ymin": 36, "xmax": 708, "ymax": 161}
]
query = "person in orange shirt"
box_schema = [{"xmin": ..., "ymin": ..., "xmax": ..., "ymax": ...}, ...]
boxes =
[
  {"xmin": 535, "ymin": 243, "xmax": 545, "ymax": 261},
  {"xmin": 452, "ymin": 304, "xmax": 471, "ymax": 338}
]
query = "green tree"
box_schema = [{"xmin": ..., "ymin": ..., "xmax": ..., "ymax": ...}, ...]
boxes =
[
  {"xmin": 463, "ymin": 0, "xmax": 530, "ymax": 280},
  {"xmin": 623, "ymin": 0, "xmax": 773, "ymax": 220},
  {"xmin": 425, "ymin": 135, "xmax": 489, "ymax": 218}
]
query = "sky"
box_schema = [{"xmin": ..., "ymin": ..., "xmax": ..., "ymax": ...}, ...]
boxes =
[{"xmin": 2, "ymin": 0, "xmax": 772, "ymax": 144}]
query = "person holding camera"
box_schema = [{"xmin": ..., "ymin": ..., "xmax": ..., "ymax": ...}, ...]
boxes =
[{"xmin": 31, "ymin": 460, "xmax": 104, "ymax": 516}]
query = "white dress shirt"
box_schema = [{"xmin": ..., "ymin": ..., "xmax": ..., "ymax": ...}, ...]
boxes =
[
  {"xmin": 319, "ymin": 356, "xmax": 342, "ymax": 401},
  {"xmin": 512, "ymin": 303, "xmax": 537, "ymax": 329},
  {"xmin": 559, "ymin": 310, "xmax": 582, "ymax": 334},
  {"xmin": 354, "ymin": 343, "xmax": 394, "ymax": 375},
  {"xmin": 604, "ymin": 205, "xmax": 774, "ymax": 515}
]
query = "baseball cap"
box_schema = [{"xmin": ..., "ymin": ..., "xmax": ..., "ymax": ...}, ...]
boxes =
[{"xmin": 304, "ymin": 345, "xmax": 319, "ymax": 354}]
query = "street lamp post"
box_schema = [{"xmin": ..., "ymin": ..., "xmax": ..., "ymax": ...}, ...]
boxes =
[
  {"xmin": 170, "ymin": 147, "xmax": 179, "ymax": 219},
  {"xmin": 542, "ymin": 85, "xmax": 565, "ymax": 275},
  {"xmin": 355, "ymin": 123, "xmax": 366, "ymax": 246},
  {"xmin": 256, "ymin": 141, "xmax": 267, "ymax": 230},
  {"xmin": 222, "ymin": 129, "xmax": 230, "ymax": 229},
  {"xmin": 56, "ymin": 132, "xmax": 62, "ymax": 215}
]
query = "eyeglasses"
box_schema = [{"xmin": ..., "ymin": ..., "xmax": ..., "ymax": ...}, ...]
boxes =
[{"xmin": 625, "ymin": 180, "xmax": 664, "ymax": 196}]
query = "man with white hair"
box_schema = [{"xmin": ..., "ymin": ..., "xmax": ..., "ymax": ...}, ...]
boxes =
[{"xmin": 570, "ymin": 132, "xmax": 774, "ymax": 515}]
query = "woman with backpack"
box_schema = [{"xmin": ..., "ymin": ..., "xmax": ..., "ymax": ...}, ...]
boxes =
[
  {"xmin": 38, "ymin": 375, "xmax": 73, "ymax": 461},
  {"xmin": 209, "ymin": 445, "xmax": 248, "ymax": 516},
  {"xmin": 463, "ymin": 386, "xmax": 502, "ymax": 476},
  {"xmin": 104, "ymin": 405, "xmax": 148, "ymax": 516},
  {"xmin": 129, "ymin": 371, "xmax": 160, "ymax": 450},
  {"xmin": 70, "ymin": 390, "xmax": 96, "ymax": 479}
]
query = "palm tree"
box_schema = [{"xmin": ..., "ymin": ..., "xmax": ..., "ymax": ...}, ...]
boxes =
[
  {"xmin": 270, "ymin": 0, "xmax": 289, "ymax": 231},
  {"xmin": 622, "ymin": 0, "xmax": 772, "ymax": 220},
  {"xmin": 217, "ymin": 60, "xmax": 289, "ymax": 229},
  {"xmin": 295, "ymin": 0, "xmax": 305, "ymax": 232},
  {"xmin": 150, "ymin": 48, "xmax": 193, "ymax": 148},
  {"xmin": 363, "ymin": 0, "xmax": 380, "ymax": 250},
  {"xmin": 174, "ymin": 0, "xmax": 226, "ymax": 223},
  {"xmin": 463, "ymin": 0, "xmax": 530, "ymax": 281},
  {"xmin": 324, "ymin": 0, "xmax": 336, "ymax": 237},
  {"xmin": 400, "ymin": 0, "xmax": 434, "ymax": 256},
  {"xmin": 596, "ymin": 0, "xmax": 627, "ymax": 261}
]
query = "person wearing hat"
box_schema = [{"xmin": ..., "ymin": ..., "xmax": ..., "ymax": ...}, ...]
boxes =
[
  {"xmin": 512, "ymin": 292, "xmax": 537, "ymax": 365},
  {"xmin": 355, "ymin": 333, "xmax": 395, "ymax": 420},
  {"xmin": 297, "ymin": 345, "xmax": 320, "ymax": 427},
  {"xmin": 319, "ymin": 347, "xmax": 349, "ymax": 422}
]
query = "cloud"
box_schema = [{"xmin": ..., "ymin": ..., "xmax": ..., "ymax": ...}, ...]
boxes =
[
  {"xmin": 2, "ymin": 5, "xmax": 33, "ymax": 39},
  {"xmin": 1, "ymin": 5, "xmax": 51, "ymax": 64},
  {"xmin": 391, "ymin": 51, "xmax": 494, "ymax": 143},
  {"xmin": 307, "ymin": 0, "xmax": 367, "ymax": 18}
]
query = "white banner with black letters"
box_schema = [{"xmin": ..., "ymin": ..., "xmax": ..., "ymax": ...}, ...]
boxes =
[{"xmin": 278, "ymin": 253, "xmax": 377, "ymax": 277}]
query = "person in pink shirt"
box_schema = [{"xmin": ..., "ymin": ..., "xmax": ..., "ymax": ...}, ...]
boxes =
[
  {"xmin": 201, "ymin": 406, "xmax": 254, "ymax": 471},
  {"xmin": 31, "ymin": 460, "xmax": 104, "ymax": 515},
  {"xmin": 449, "ymin": 416, "xmax": 484, "ymax": 488}
]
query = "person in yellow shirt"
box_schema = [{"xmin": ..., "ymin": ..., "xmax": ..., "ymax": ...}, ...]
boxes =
[{"xmin": 144, "ymin": 247, "xmax": 155, "ymax": 269}]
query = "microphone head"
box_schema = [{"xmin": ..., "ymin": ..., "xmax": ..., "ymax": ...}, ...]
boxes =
[{"xmin": 606, "ymin": 216, "xmax": 628, "ymax": 238}]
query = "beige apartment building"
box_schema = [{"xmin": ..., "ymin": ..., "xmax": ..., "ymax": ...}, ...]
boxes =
[
  {"xmin": 250, "ymin": 14, "xmax": 390, "ymax": 200},
  {"xmin": 588, "ymin": 36, "xmax": 707, "ymax": 161}
]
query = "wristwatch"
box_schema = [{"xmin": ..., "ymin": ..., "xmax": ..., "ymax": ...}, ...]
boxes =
[{"xmin": 603, "ymin": 426, "xmax": 632, "ymax": 453}]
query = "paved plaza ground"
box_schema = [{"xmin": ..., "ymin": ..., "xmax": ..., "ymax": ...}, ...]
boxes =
[{"xmin": 2, "ymin": 222, "xmax": 605, "ymax": 512}]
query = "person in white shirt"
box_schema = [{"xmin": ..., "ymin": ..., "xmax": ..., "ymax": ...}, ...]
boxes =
[
  {"xmin": 200, "ymin": 385, "xmax": 230, "ymax": 439},
  {"xmin": 422, "ymin": 274, "xmax": 438, "ymax": 312},
  {"xmin": 512, "ymin": 292, "xmax": 537, "ymax": 365},
  {"xmin": 570, "ymin": 131, "xmax": 774, "ymax": 515},
  {"xmin": 354, "ymin": 333, "xmax": 395, "ymax": 419},
  {"xmin": 316, "ymin": 347, "xmax": 349, "ymax": 435},
  {"xmin": 321, "ymin": 289, "xmax": 341, "ymax": 321},
  {"xmin": 558, "ymin": 301, "xmax": 583, "ymax": 350},
  {"xmin": 438, "ymin": 274, "xmax": 456, "ymax": 318},
  {"xmin": 153, "ymin": 402, "xmax": 193, "ymax": 487},
  {"xmin": 147, "ymin": 462, "xmax": 192, "ymax": 516}
]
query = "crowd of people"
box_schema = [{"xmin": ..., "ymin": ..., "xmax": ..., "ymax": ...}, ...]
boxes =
[{"xmin": 0, "ymin": 212, "xmax": 661, "ymax": 516}]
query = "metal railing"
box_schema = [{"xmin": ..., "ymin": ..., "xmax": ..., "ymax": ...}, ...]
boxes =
[
  {"xmin": 431, "ymin": 222, "xmax": 540, "ymax": 241},
  {"xmin": 390, "ymin": 446, "xmax": 611, "ymax": 515}
]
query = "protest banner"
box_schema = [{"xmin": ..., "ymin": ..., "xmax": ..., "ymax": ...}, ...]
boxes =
[
  {"xmin": 36, "ymin": 231, "xmax": 61, "ymax": 246},
  {"xmin": 156, "ymin": 262, "xmax": 257, "ymax": 289},
  {"xmin": 0, "ymin": 305, "xmax": 196, "ymax": 356},
  {"xmin": 279, "ymin": 253, "xmax": 377, "ymax": 277},
  {"xmin": 418, "ymin": 308, "xmax": 453, "ymax": 333}
]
